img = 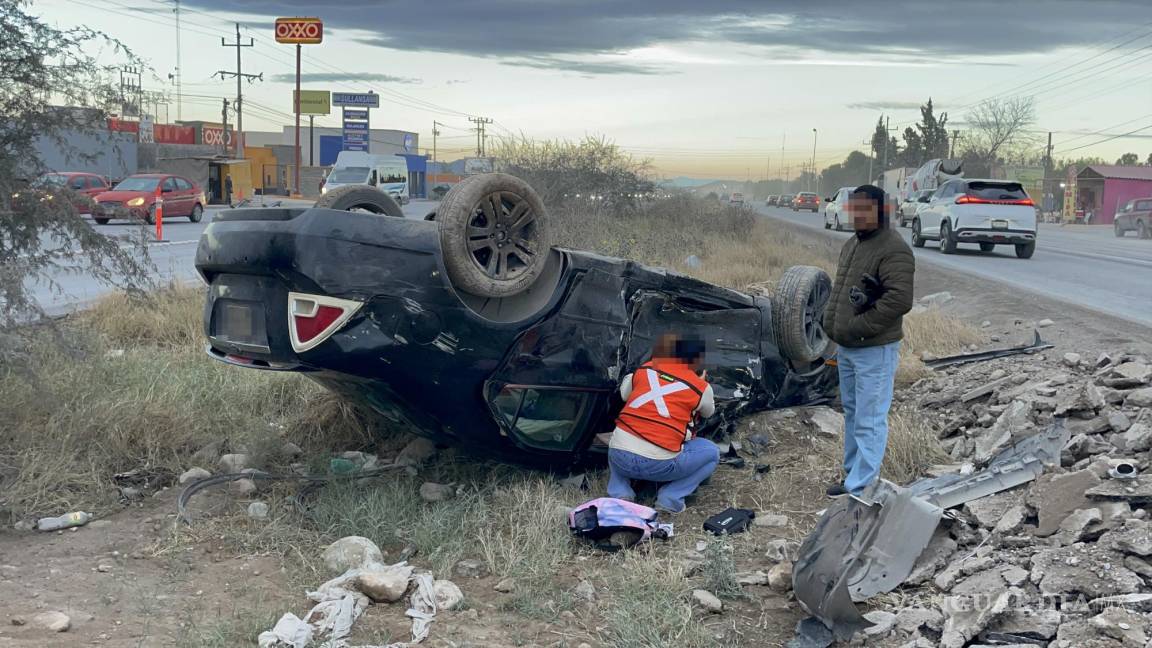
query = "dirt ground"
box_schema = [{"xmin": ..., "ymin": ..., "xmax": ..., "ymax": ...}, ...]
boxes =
[{"xmin": 1, "ymin": 225, "xmax": 1149, "ymax": 648}]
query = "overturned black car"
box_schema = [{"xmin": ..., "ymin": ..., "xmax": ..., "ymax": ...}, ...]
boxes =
[{"xmin": 194, "ymin": 175, "xmax": 838, "ymax": 466}]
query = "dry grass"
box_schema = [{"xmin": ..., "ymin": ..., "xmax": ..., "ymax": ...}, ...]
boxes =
[
  {"xmin": 898, "ymin": 306, "xmax": 986, "ymax": 385},
  {"xmin": 598, "ymin": 551, "xmax": 712, "ymax": 648},
  {"xmin": 81, "ymin": 282, "xmax": 205, "ymax": 350}
]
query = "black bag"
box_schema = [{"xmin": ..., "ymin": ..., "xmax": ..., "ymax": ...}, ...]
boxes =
[{"xmin": 703, "ymin": 507, "xmax": 755, "ymax": 535}]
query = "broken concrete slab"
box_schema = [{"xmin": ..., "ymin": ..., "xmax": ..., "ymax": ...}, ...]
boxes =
[
  {"xmin": 806, "ymin": 406, "xmax": 843, "ymax": 440},
  {"xmin": 993, "ymin": 505, "xmax": 1029, "ymax": 535},
  {"xmin": 1087, "ymin": 475, "xmax": 1152, "ymax": 504},
  {"xmin": 1089, "ymin": 593, "xmax": 1152, "ymax": 614},
  {"xmin": 1055, "ymin": 616, "xmax": 1128, "ymax": 648},
  {"xmin": 1055, "ymin": 382, "xmax": 1106, "ymax": 417},
  {"xmin": 1089, "ymin": 606, "xmax": 1148, "ymax": 647},
  {"xmin": 988, "ymin": 607, "xmax": 1062, "ymax": 640},
  {"xmin": 1065, "ymin": 434, "xmax": 1115, "ymax": 463},
  {"xmin": 1104, "ymin": 519, "xmax": 1152, "ymax": 557},
  {"xmin": 907, "ymin": 529, "xmax": 958, "ymax": 585},
  {"xmin": 962, "ymin": 377, "xmax": 1013, "ymax": 403},
  {"xmin": 939, "ymin": 585, "xmax": 1022, "ymax": 648},
  {"xmin": 1029, "ymin": 544, "xmax": 1143, "ymax": 598},
  {"xmin": 1028, "ymin": 469, "xmax": 1102, "ymax": 537},
  {"xmin": 1123, "ymin": 555, "xmax": 1152, "ymax": 580},
  {"xmin": 1054, "ymin": 508, "xmax": 1103, "ymax": 546},
  {"xmin": 974, "ymin": 400, "xmax": 1032, "ymax": 464},
  {"xmin": 1102, "ymin": 362, "xmax": 1152, "ymax": 389},
  {"xmin": 1120, "ymin": 423, "xmax": 1152, "ymax": 452},
  {"xmin": 935, "ymin": 557, "xmax": 996, "ymax": 592},
  {"xmin": 964, "ymin": 490, "xmax": 1025, "ymax": 529},
  {"xmin": 1109, "ymin": 412, "xmax": 1134, "ymax": 433},
  {"xmin": 894, "ymin": 607, "xmax": 944, "ymax": 635},
  {"xmin": 1126, "ymin": 388, "xmax": 1152, "ymax": 408}
]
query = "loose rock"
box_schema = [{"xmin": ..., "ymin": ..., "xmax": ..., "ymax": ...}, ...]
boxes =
[
  {"xmin": 1126, "ymin": 388, "xmax": 1152, "ymax": 408},
  {"xmin": 767, "ymin": 561, "xmax": 793, "ymax": 593},
  {"xmin": 1029, "ymin": 469, "xmax": 1101, "ymax": 536},
  {"xmin": 246, "ymin": 501, "xmax": 269, "ymax": 520},
  {"xmin": 419, "ymin": 482, "xmax": 456, "ymax": 503},
  {"xmin": 1121, "ymin": 424, "xmax": 1152, "ymax": 452},
  {"xmin": 229, "ymin": 478, "xmax": 257, "ymax": 497},
  {"xmin": 1064, "ymin": 353, "xmax": 1083, "ymax": 367},
  {"xmin": 1030, "ymin": 544, "xmax": 1142, "ymax": 598},
  {"xmin": 691, "ymin": 589, "xmax": 723, "ymax": 613},
  {"xmin": 575, "ymin": 580, "xmax": 596, "ymax": 602},
  {"xmin": 178, "ymin": 467, "xmax": 211, "ymax": 484},
  {"xmin": 433, "ymin": 579, "xmax": 465, "ymax": 611},
  {"xmin": 1037, "ymin": 319, "xmax": 1055, "ymax": 328},
  {"xmin": 322, "ymin": 536, "xmax": 384, "ymax": 575},
  {"xmin": 396, "ymin": 437, "xmax": 438, "ymax": 466},
  {"xmin": 764, "ymin": 538, "xmax": 792, "ymax": 563},
  {"xmin": 1054, "ymin": 508, "xmax": 1103, "ymax": 546},
  {"xmin": 358, "ymin": 565, "xmax": 413, "ymax": 603},
  {"xmin": 494, "ymin": 577, "xmax": 516, "ymax": 593},
  {"xmin": 806, "ymin": 406, "xmax": 843, "ymax": 439},
  {"xmin": 218, "ymin": 453, "xmax": 249, "ymax": 474},
  {"xmin": 32, "ymin": 611, "xmax": 70, "ymax": 633},
  {"xmin": 862, "ymin": 610, "xmax": 897, "ymax": 636},
  {"xmin": 1090, "ymin": 606, "xmax": 1148, "ymax": 646},
  {"xmin": 754, "ymin": 513, "xmax": 790, "ymax": 528},
  {"xmin": 453, "ymin": 558, "xmax": 488, "ymax": 579},
  {"xmin": 894, "ymin": 607, "xmax": 944, "ymax": 634}
]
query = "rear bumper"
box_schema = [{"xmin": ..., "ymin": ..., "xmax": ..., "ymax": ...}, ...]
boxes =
[{"xmin": 954, "ymin": 227, "xmax": 1035, "ymax": 244}]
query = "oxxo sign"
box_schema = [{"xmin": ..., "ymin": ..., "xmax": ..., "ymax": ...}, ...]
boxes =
[
  {"xmin": 202, "ymin": 126, "xmax": 234, "ymax": 147},
  {"xmin": 274, "ymin": 17, "xmax": 323, "ymax": 44}
]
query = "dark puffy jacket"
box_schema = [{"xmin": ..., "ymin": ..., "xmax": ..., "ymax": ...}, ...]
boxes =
[{"xmin": 824, "ymin": 228, "xmax": 915, "ymax": 348}]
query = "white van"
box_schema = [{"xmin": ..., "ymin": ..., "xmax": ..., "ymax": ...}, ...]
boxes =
[{"xmin": 322, "ymin": 152, "xmax": 410, "ymax": 204}]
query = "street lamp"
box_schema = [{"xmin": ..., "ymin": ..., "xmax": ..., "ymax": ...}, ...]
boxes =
[{"xmin": 810, "ymin": 128, "xmax": 818, "ymax": 192}]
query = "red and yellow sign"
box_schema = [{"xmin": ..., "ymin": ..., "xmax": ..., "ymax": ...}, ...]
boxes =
[{"xmin": 274, "ymin": 17, "xmax": 323, "ymax": 44}]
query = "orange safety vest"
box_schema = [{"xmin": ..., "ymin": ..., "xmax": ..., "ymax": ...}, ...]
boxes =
[{"xmin": 616, "ymin": 360, "xmax": 708, "ymax": 453}]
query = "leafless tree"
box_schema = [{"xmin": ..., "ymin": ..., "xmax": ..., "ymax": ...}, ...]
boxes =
[
  {"xmin": 1, "ymin": 0, "xmax": 152, "ymax": 336},
  {"xmin": 963, "ymin": 96, "xmax": 1038, "ymax": 170}
]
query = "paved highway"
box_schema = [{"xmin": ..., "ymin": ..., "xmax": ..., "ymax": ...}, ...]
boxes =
[
  {"xmin": 30, "ymin": 198, "xmax": 437, "ymax": 316},
  {"xmin": 754, "ymin": 203, "xmax": 1152, "ymax": 327}
]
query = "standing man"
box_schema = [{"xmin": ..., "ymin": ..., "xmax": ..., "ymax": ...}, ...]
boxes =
[
  {"xmin": 823, "ymin": 184, "xmax": 914, "ymax": 498},
  {"xmin": 224, "ymin": 174, "xmax": 234, "ymax": 207},
  {"xmin": 606, "ymin": 334, "xmax": 719, "ymax": 514}
]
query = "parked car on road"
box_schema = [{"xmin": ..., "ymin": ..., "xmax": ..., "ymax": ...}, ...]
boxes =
[
  {"xmin": 92, "ymin": 174, "xmax": 206, "ymax": 225},
  {"xmin": 195, "ymin": 175, "xmax": 838, "ymax": 467},
  {"xmin": 778, "ymin": 194, "xmax": 795, "ymax": 209},
  {"xmin": 1114, "ymin": 197, "xmax": 1152, "ymax": 239},
  {"xmin": 911, "ymin": 179, "xmax": 1037, "ymax": 259},
  {"xmin": 35, "ymin": 172, "xmax": 111, "ymax": 214},
  {"xmin": 823, "ymin": 186, "xmax": 856, "ymax": 231},
  {"xmin": 729, "ymin": 192, "xmax": 745, "ymax": 205},
  {"xmin": 767, "ymin": 195, "xmax": 779, "ymax": 206},
  {"xmin": 899, "ymin": 189, "xmax": 934, "ymax": 228}
]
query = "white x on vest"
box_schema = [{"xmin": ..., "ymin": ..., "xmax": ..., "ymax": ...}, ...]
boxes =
[{"xmin": 628, "ymin": 369, "xmax": 690, "ymax": 418}]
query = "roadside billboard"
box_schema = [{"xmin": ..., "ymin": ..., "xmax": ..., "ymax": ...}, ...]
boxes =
[
  {"xmin": 293, "ymin": 90, "xmax": 331, "ymax": 115},
  {"xmin": 202, "ymin": 126, "xmax": 235, "ymax": 148},
  {"xmin": 107, "ymin": 118, "xmax": 195, "ymax": 145},
  {"xmin": 274, "ymin": 17, "xmax": 323, "ymax": 44},
  {"xmin": 332, "ymin": 92, "xmax": 380, "ymax": 108}
]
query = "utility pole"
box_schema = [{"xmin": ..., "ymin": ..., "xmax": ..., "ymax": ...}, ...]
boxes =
[
  {"xmin": 174, "ymin": 0, "xmax": 182, "ymax": 122},
  {"xmin": 810, "ymin": 128, "xmax": 818, "ymax": 193},
  {"xmin": 780, "ymin": 133, "xmax": 786, "ymax": 194},
  {"xmin": 468, "ymin": 116, "xmax": 492, "ymax": 156},
  {"xmin": 221, "ymin": 98, "xmax": 230, "ymax": 154},
  {"xmin": 1044, "ymin": 131, "xmax": 1053, "ymax": 171},
  {"xmin": 119, "ymin": 66, "xmax": 143, "ymax": 119},
  {"xmin": 950, "ymin": 130, "xmax": 961, "ymax": 158},
  {"xmin": 217, "ymin": 23, "xmax": 261, "ymax": 157},
  {"xmin": 882, "ymin": 116, "xmax": 891, "ymax": 172},
  {"xmin": 861, "ymin": 138, "xmax": 874, "ymax": 183},
  {"xmin": 432, "ymin": 120, "xmax": 442, "ymax": 188}
]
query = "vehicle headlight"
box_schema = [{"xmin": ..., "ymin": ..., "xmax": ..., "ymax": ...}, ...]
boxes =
[{"xmin": 127, "ymin": 197, "xmax": 145, "ymax": 207}]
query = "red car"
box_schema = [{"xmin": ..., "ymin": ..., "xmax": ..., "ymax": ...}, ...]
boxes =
[
  {"xmin": 92, "ymin": 174, "xmax": 206, "ymax": 225},
  {"xmin": 35, "ymin": 172, "xmax": 111, "ymax": 214},
  {"xmin": 791, "ymin": 192, "xmax": 821, "ymax": 212}
]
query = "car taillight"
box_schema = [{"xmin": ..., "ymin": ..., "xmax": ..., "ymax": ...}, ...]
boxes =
[
  {"xmin": 956, "ymin": 195, "xmax": 1034, "ymax": 206},
  {"xmin": 287, "ymin": 292, "xmax": 363, "ymax": 353}
]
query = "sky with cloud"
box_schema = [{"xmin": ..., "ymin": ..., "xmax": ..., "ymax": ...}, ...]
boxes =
[{"xmin": 36, "ymin": 0, "xmax": 1152, "ymax": 178}]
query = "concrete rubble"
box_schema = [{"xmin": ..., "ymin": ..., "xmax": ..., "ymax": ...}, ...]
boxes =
[{"xmin": 788, "ymin": 344, "xmax": 1152, "ymax": 648}]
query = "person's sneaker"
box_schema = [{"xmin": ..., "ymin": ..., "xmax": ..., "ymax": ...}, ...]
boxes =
[
  {"xmin": 655, "ymin": 500, "xmax": 686, "ymax": 515},
  {"xmin": 826, "ymin": 483, "xmax": 849, "ymax": 498}
]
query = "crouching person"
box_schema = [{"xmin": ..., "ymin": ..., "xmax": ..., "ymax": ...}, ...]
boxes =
[{"xmin": 606, "ymin": 335, "xmax": 718, "ymax": 514}]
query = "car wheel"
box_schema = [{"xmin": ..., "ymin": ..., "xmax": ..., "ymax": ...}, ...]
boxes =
[
  {"xmin": 940, "ymin": 221, "xmax": 957, "ymax": 254},
  {"xmin": 823, "ymin": 219, "xmax": 831, "ymax": 230},
  {"xmin": 437, "ymin": 173, "xmax": 550, "ymax": 298},
  {"xmin": 314, "ymin": 185, "xmax": 404, "ymax": 217},
  {"xmin": 1139, "ymin": 220, "xmax": 1151, "ymax": 240},
  {"xmin": 834, "ymin": 216, "xmax": 842, "ymax": 231},
  {"xmin": 189, "ymin": 203, "xmax": 203, "ymax": 223},
  {"xmin": 979, "ymin": 242, "xmax": 995, "ymax": 252},
  {"xmin": 911, "ymin": 219, "xmax": 925, "ymax": 248},
  {"xmin": 145, "ymin": 204, "xmax": 156, "ymax": 225},
  {"xmin": 94, "ymin": 217, "xmax": 109, "ymax": 225},
  {"xmin": 1015, "ymin": 241, "xmax": 1036, "ymax": 259},
  {"xmin": 772, "ymin": 265, "xmax": 832, "ymax": 363},
  {"xmin": 1115, "ymin": 221, "xmax": 1126, "ymax": 238}
]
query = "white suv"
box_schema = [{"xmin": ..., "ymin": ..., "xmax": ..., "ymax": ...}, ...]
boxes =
[
  {"xmin": 823, "ymin": 186, "xmax": 856, "ymax": 231},
  {"xmin": 911, "ymin": 179, "xmax": 1037, "ymax": 259}
]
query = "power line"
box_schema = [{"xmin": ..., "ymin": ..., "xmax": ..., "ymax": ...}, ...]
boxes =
[{"xmin": 1060, "ymin": 123, "xmax": 1152, "ymax": 153}]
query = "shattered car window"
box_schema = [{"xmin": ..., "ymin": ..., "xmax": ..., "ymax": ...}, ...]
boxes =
[{"xmin": 491, "ymin": 386, "xmax": 593, "ymax": 451}]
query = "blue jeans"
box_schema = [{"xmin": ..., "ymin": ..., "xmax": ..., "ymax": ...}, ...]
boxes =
[
  {"xmin": 838, "ymin": 341, "xmax": 900, "ymax": 494},
  {"xmin": 606, "ymin": 438, "xmax": 720, "ymax": 513}
]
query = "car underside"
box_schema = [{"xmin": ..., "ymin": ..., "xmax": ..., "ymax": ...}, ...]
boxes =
[{"xmin": 195, "ymin": 176, "xmax": 838, "ymax": 466}]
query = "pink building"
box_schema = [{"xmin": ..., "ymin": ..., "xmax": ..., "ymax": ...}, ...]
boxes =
[{"xmin": 1075, "ymin": 165, "xmax": 1152, "ymax": 225}]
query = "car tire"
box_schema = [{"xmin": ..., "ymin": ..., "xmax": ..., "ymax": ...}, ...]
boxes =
[
  {"xmin": 314, "ymin": 185, "xmax": 404, "ymax": 217},
  {"xmin": 834, "ymin": 216, "xmax": 842, "ymax": 231},
  {"xmin": 979, "ymin": 242, "xmax": 995, "ymax": 252},
  {"xmin": 1015, "ymin": 241, "xmax": 1036, "ymax": 259},
  {"xmin": 189, "ymin": 203, "xmax": 203, "ymax": 223},
  {"xmin": 911, "ymin": 219, "xmax": 925, "ymax": 248},
  {"xmin": 145, "ymin": 204, "xmax": 156, "ymax": 225},
  {"xmin": 940, "ymin": 221, "xmax": 957, "ymax": 254},
  {"xmin": 823, "ymin": 220, "xmax": 831, "ymax": 230},
  {"xmin": 94, "ymin": 217, "xmax": 109, "ymax": 225},
  {"xmin": 437, "ymin": 173, "xmax": 550, "ymax": 298},
  {"xmin": 1115, "ymin": 222, "xmax": 1126, "ymax": 238},
  {"xmin": 773, "ymin": 265, "xmax": 832, "ymax": 363},
  {"xmin": 1139, "ymin": 220, "xmax": 1151, "ymax": 240}
]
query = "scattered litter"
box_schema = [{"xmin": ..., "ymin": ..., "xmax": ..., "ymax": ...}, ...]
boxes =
[
  {"xmin": 258, "ymin": 613, "xmax": 312, "ymax": 648},
  {"xmin": 1111, "ymin": 460, "xmax": 1140, "ymax": 480},
  {"xmin": 36, "ymin": 511, "xmax": 90, "ymax": 532},
  {"xmin": 569, "ymin": 498, "xmax": 670, "ymax": 551}
]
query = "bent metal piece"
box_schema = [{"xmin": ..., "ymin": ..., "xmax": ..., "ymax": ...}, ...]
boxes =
[
  {"xmin": 791, "ymin": 421, "xmax": 1068, "ymax": 643},
  {"xmin": 924, "ymin": 330, "xmax": 1053, "ymax": 369}
]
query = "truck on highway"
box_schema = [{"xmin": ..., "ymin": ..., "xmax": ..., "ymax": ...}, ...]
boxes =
[
  {"xmin": 321, "ymin": 152, "xmax": 410, "ymax": 204},
  {"xmin": 879, "ymin": 167, "xmax": 916, "ymax": 223}
]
